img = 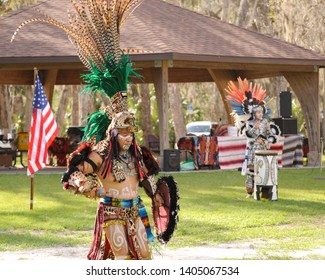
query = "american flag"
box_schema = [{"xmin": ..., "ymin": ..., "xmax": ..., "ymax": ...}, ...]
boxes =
[{"xmin": 27, "ymin": 74, "xmax": 58, "ymax": 176}]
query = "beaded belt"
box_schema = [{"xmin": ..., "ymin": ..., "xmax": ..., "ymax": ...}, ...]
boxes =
[
  {"xmin": 100, "ymin": 196, "xmax": 155, "ymax": 243},
  {"xmin": 101, "ymin": 196, "xmax": 140, "ymax": 208}
]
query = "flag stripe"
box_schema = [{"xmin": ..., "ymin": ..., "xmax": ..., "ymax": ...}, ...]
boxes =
[{"xmin": 27, "ymin": 74, "xmax": 58, "ymax": 176}]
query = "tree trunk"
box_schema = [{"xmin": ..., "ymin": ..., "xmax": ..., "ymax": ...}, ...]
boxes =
[
  {"xmin": 0, "ymin": 85, "xmax": 9, "ymax": 132},
  {"xmin": 247, "ymin": 0, "xmax": 259, "ymax": 30},
  {"xmin": 71, "ymin": 85, "xmax": 80, "ymax": 126},
  {"xmin": 169, "ymin": 83, "xmax": 186, "ymax": 143},
  {"xmin": 24, "ymin": 85, "xmax": 33, "ymax": 132},
  {"xmin": 183, "ymin": 83, "xmax": 195, "ymax": 123},
  {"xmin": 322, "ymin": 69, "xmax": 325, "ymax": 147},
  {"xmin": 55, "ymin": 86, "xmax": 70, "ymax": 136},
  {"xmin": 276, "ymin": 77, "xmax": 289, "ymax": 118},
  {"xmin": 101, "ymin": 94, "xmax": 110, "ymax": 106},
  {"xmin": 236, "ymin": 0, "xmax": 248, "ymax": 27},
  {"xmin": 7, "ymin": 86, "xmax": 14, "ymax": 131},
  {"xmin": 221, "ymin": 0, "xmax": 229, "ymax": 21},
  {"xmin": 0, "ymin": 85, "xmax": 11, "ymax": 133},
  {"xmin": 79, "ymin": 91, "xmax": 96, "ymax": 126},
  {"xmin": 139, "ymin": 84, "xmax": 152, "ymax": 147},
  {"xmin": 212, "ymin": 83, "xmax": 225, "ymax": 123},
  {"xmin": 130, "ymin": 84, "xmax": 140, "ymax": 100}
]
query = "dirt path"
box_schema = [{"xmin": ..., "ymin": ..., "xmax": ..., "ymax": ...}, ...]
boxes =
[
  {"xmin": 0, "ymin": 244, "xmax": 257, "ymax": 260},
  {"xmin": 1, "ymin": 243, "xmax": 324, "ymax": 260}
]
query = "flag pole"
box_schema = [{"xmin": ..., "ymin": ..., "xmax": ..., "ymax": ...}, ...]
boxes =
[
  {"xmin": 27, "ymin": 67, "xmax": 58, "ymax": 209},
  {"xmin": 29, "ymin": 68, "xmax": 37, "ymax": 210},
  {"xmin": 30, "ymin": 174, "xmax": 34, "ymax": 210}
]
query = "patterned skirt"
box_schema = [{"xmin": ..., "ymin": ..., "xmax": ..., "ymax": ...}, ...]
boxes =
[{"xmin": 87, "ymin": 196, "xmax": 154, "ymax": 260}]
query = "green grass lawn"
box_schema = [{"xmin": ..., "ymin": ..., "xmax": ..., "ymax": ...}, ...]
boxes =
[{"xmin": 0, "ymin": 168, "xmax": 324, "ymax": 259}]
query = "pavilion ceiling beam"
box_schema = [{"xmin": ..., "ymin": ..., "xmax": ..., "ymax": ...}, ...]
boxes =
[
  {"xmin": 0, "ymin": 61, "xmax": 83, "ymax": 70},
  {"xmin": 173, "ymin": 60, "xmax": 317, "ymax": 72},
  {"xmin": 134, "ymin": 68, "xmax": 215, "ymax": 84},
  {"xmin": 0, "ymin": 67, "xmax": 285, "ymax": 85},
  {"xmin": 235, "ymin": 70, "xmax": 283, "ymax": 80},
  {"xmin": 208, "ymin": 68, "xmax": 237, "ymax": 124},
  {"xmin": 56, "ymin": 69, "xmax": 84, "ymax": 85},
  {"xmin": 0, "ymin": 70, "xmax": 34, "ymax": 85},
  {"xmin": 167, "ymin": 68, "xmax": 211, "ymax": 83}
]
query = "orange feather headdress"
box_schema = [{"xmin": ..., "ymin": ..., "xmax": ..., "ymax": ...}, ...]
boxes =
[{"xmin": 225, "ymin": 77, "xmax": 271, "ymax": 118}]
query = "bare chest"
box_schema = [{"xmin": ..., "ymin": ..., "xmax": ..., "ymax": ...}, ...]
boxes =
[{"xmin": 98, "ymin": 164, "xmax": 139, "ymax": 199}]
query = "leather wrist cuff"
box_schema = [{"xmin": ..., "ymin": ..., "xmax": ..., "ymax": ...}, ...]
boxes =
[{"xmin": 61, "ymin": 166, "xmax": 79, "ymax": 183}]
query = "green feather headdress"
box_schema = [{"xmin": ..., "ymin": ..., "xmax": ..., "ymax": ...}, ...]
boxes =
[
  {"xmin": 82, "ymin": 110, "xmax": 110, "ymax": 143},
  {"xmin": 82, "ymin": 52, "xmax": 142, "ymax": 98}
]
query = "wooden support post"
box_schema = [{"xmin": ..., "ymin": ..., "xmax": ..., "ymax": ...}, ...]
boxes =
[
  {"xmin": 283, "ymin": 71, "xmax": 321, "ymax": 166},
  {"xmin": 153, "ymin": 60, "xmax": 169, "ymax": 156},
  {"xmin": 207, "ymin": 69, "xmax": 237, "ymax": 124},
  {"xmin": 42, "ymin": 69, "xmax": 58, "ymax": 106}
]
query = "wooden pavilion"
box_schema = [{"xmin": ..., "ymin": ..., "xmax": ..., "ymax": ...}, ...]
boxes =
[{"xmin": 1, "ymin": 0, "xmax": 325, "ymax": 165}]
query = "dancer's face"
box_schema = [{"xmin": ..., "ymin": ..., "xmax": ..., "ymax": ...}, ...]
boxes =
[
  {"xmin": 255, "ymin": 110, "xmax": 263, "ymax": 120},
  {"xmin": 117, "ymin": 132, "xmax": 133, "ymax": 152}
]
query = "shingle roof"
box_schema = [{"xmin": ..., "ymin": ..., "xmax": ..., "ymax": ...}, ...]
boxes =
[
  {"xmin": 122, "ymin": 0, "xmax": 325, "ymax": 63},
  {"xmin": 0, "ymin": 0, "xmax": 76, "ymax": 59},
  {"xmin": 1, "ymin": 0, "xmax": 325, "ymax": 66}
]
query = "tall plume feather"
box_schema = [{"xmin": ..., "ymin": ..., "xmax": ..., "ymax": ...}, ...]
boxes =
[{"xmin": 11, "ymin": 0, "xmax": 144, "ymax": 71}]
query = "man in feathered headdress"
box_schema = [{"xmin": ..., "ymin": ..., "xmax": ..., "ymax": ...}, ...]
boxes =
[
  {"xmin": 225, "ymin": 77, "xmax": 281, "ymax": 198},
  {"xmin": 12, "ymin": 0, "xmax": 179, "ymax": 260}
]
